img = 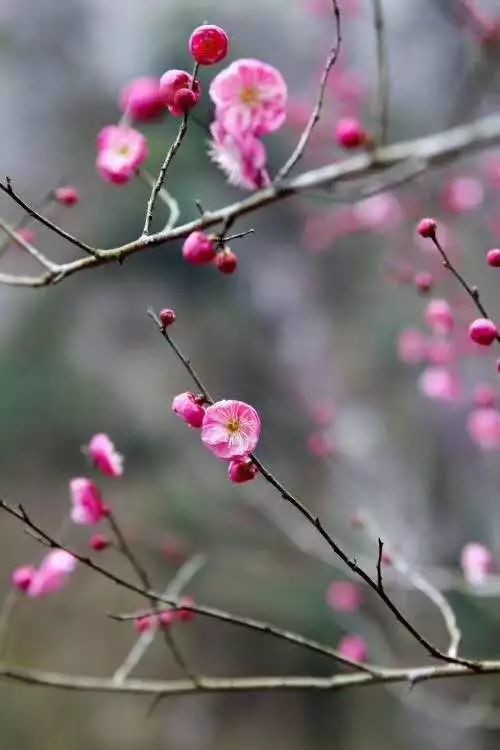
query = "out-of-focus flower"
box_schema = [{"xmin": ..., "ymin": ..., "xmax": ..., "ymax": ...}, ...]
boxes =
[
  {"xmin": 460, "ymin": 542, "xmax": 494, "ymax": 585},
  {"xmin": 335, "ymin": 117, "xmax": 366, "ymax": 149},
  {"xmin": 70, "ymin": 478, "xmax": 107, "ymax": 525},
  {"xmin": 54, "ymin": 185, "xmax": 80, "ymax": 206},
  {"xmin": 201, "ymin": 399, "xmax": 261, "ymax": 459},
  {"xmin": 397, "ymin": 328, "xmax": 427, "ymax": 365},
  {"xmin": 119, "ymin": 77, "xmax": 164, "ymax": 121},
  {"xmin": 209, "ymin": 58, "xmax": 287, "ymax": 137},
  {"xmin": 11, "ymin": 565, "xmax": 36, "ymax": 592},
  {"xmin": 96, "ymin": 125, "xmax": 148, "ymax": 185},
  {"xmin": 442, "ymin": 176, "xmax": 484, "ymax": 214},
  {"xmin": 27, "ymin": 550, "xmax": 77, "ymax": 598},
  {"xmin": 338, "ymin": 634, "xmax": 368, "ymax": 662},
  {"xmin": 424, "ymin": 299, "xmax": 454, "ymax": 334},
  {"xmin": 87, "ymin": 433, "xmax": 123, "ymax": 478},
  {"xmin": 326, "ymin": 581, "xmax": 362, "ymax": 612},
  {"xmin": 467, "ymin": 408, "xmax": 500, "ymax": 450},
  {"xmin": 418, "ymin": 367, "xmax": 460, "ymax": 403},
  {"xmin": 352, "ymin": 193, "xmax": 402, "ymax": 232}
]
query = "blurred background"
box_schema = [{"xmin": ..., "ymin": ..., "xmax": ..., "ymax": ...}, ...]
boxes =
[{"xmin": 1, "ymin": 0, "xmax": 500, "ymax": 747}]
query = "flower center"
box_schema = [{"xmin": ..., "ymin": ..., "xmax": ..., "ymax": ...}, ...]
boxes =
[
  {"xmin": 226, "ymin": 418, "xmax": 241, "ymax": 434},
  {"xmin": 240, "ymin": 86, "xmax": 260, "ymax": 107},
  {"xmin": 117, "ymin": 144, "xmax": 131, "ymax": 156}
]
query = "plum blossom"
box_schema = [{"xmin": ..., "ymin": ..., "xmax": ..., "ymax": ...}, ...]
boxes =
[
  {"xmin": 70, "ymin": 477, "xmax": 107, "ymax": 525},
  {"xmin": 208, "ymin": 121, "xmax": 269, "ymax": 191},
  {"xmin": 326, "ymin": 581, "xmax": 362, "ymax": 613},
  {"xmin": 418, "ymin": 367, "xmax": 461, "ymax": 403},
  {"xmin": 26, "ymin": 550, "xmax": 77, "ymax": 598},
  {"xmin": 209, "ymin": 58, "xmax": 287, "ymax": 137},
  {"xmin": 96, "ymin": 125, "xmax": 148, "ymax": 185},
  {"xmin": 338, "ymin": 634, "xmax": 368, "ymax": 663},
  {"xmin": 467, "ymin": 408, "xmax": 500, "ymax": 450},
  {"xmin": 11, "ymin": 565, "xmax": 36, "ymax": 592},
  {"xmin": 119, "ymin": 77, "xmax": 164, "ymax": 121},
  {"xmin": 201, "ymin": 400, "xmax": 261, "ymax": 459},
  {"xmin": 460, "ymin": 543, "xmax": 494, "ymax": 586},
  {"xmin": 87, "ymin": 433, "xmax": 123, "ymax": 478}
]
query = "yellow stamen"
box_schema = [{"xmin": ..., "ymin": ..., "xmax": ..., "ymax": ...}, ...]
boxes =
[
  {"xmin": 226, "ymin": 418, "xmax": 241, "ymax": 434},
  {"xmin": 240, "ymin": 86, "xmax": 260, "ymax": 107}
]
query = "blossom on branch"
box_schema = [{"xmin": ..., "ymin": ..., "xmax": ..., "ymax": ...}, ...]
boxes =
[
  {"xmin": 86, "ymin": 433, "xmax": 124, "ymax": 478},
  {"xmin": 201, "ymin": 399, "xmax": 261, "ymax": 459},
  {"xmin": 70, "ymin": 477, "xmax": 108, "ymax": 525},
  {"xmin": 96, "ymin": 125, "xmax": 148, "ymax": 185}
]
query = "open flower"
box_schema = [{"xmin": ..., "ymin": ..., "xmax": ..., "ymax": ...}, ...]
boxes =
[
  {"xmin": 209, "ymin": 121, "xmax": 269, "ymax": 190},
  {"xmin": 96, "ymin": 125, "xmax": 148, "ymax": 185},
  {"xmin": 201, "ymin": 400, "xmax": 261, "ymax": 459},
  {"xmin": 87, "ymin": 433, "xmax": 124, "ymax": 478},
  {"xmin": 209, "ymin": 58, "xmax": 287, "ymax": 137},
  {"xmin": 70, "ymin": 477, "xmax": 107, "ymax": 525},
  {"xmin": 26, "ymin": 550, "xmax": 77, "ymax": 598}
]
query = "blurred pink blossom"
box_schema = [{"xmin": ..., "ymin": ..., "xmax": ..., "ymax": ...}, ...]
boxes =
[
  {"xmin": 87, "ymin": 433, "xmax": 123, "ymax": 478},
  {"xmin": 338, "ymin": 634, "xmax": 368, "ymax": 662},
  {"xmin": 460, "ymin": 542, "xmax": 494, "ymax": 585},
  {"xmin": 26, "ymin": 550, "xmax": 77, "ymax": 598},
  {"xmin": 209, "ymin": 121, "xmax": 269, "ymax": 190},
  {"xmin": 397, "ymin": 328, "xmax": 428, "ymax": 365},
  {"xmin": 418, "ymin": 367, "xmax": 461, "ymax": 403},
  {"xmin": 119, "ymin": 77, "xmax": 164, "ymax": 121},
  {"xmin": 442, "ymin": 176, "xmax": 484, "ymax": 214},
  {"xmin": 96, "ymin": 125, "xmax": 148, "ymax": 185},
  {"xmin": 467, "ymin": 408, "xmax": 500, "ymax": 450},
  {"xmin": 326, "ymin": 581, "xmax": 362, "ymax": 612},
  {"xmin": 70, "ymin": 477, "xmax": 107, "ymax": 525}
]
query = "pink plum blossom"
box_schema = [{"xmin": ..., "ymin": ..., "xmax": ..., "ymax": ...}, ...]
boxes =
[
  {"xmin": 201, "ymin": 399, "xmax": 261, "ymax": 459},
  {"xmin": 442, "ymin": 176, "xmax": 484, "ymax": 214},
  {"xmin": 27, "ymin": 550, "xmax": 77, "ymax": 598},
  {"xmin": 209, "ymin": 58, "xmax": 287, "ymax": 137},
  {"xmin": 209, "ymin": 121, "xmax": 270, "ymax": 190},
  {"xmin": 460, "ymin": 542, "xmax": 494, "ymax": 585},
  {"xmin": 96, "ymin": 125, "xmax": 148, "ymax": 185},
  {"xmin": 87, "ymin": 433, "xmax": 123, "ymax": 478},
  {"xmin": 418, "ymin": 367, "xmax": 460, "ymax": 403},
  {"xmin": 326, "ymin": 581, "xmax": 362, "ymax": 613},
  {"xmin": 338, "ymin": 634, "xmax": 368, "ymax": 663},
  {"xmin": 172, "ymin": 392, "xmax": 206, "ymax": 429},
  {"xmin": 70, "ymin": 477, "xmax": 107, "ymax": 525},
  {"xmin": 119, "ymin": 77, "xmax": 165, "ymax": 121},
  {"xmin": 467, "ymin": 408, "xmax": 500, "ymax": 450}
]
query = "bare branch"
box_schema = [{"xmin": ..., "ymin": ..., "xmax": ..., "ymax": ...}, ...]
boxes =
[
  {"xmin": 275, "ymin": 0, "xmax": 341, "ymax": 180},
  {"xmin": 371, "ymin": 0, "xmax": 390, "ymax": 145},
  {"xmin": 0, "ymin": 218, "xmax": 58, "ymax": 272}
]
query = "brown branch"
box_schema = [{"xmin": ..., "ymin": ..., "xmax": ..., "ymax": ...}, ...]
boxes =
[
  {"xmin": 275, "ymin": 0, "xmax": 341, "ymax": 180},
  {"xmin": 146, "ymin": 308, "xmax": 480, "ymax": 672},
  {"xmin": 0, "ymin": 499, "xmax": 369, "ymax": 675},
  {"xmin": 1, "ymin": 112, "xmax": 500, "ymax": 287}
]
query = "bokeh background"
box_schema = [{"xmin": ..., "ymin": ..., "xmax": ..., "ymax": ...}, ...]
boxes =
[{"xmin": 1, "ymin": 0, "xmax": 500, "ymax": 748}]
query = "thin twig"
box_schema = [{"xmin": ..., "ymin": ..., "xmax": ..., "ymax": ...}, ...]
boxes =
[
  {"xmin": 0, "ymin": 218, "xmax": 58, "ymax": 272},
  {"xmin": 139, "ymin": 170, "xmax": 180, "ymax": 232},
  {"xmin": 0, "ymin": 499, "xmax": 370, "ymax": 674},
  {"xmin": 113, "ymin": 554, "xmax": 205, "ymax": 685},
  {"xmin": 0, "ymin": 178, "xmax": 100, "ymax": 258},
  {"xmin": 372, "ymin": 0, "xmax": 390, "ymax": 145},
  {"xmin": 275, "ymin": 0, "xmax": 341, "ymax": 180},
  {"xmin": 146, "ymin": 308, "xmax": 480, "ymax": 672},
  {"xmin": 430, "ymin": 230, "xmax": 500, "ymax": 342},
  {"xmin": 3, "ymin": 112, "xmax": 500, "ymax": 286}
]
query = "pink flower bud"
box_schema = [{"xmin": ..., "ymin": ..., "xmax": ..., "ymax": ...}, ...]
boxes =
[
  {"xmin": 460, "ymin": 542, "xmax": 494, "ymax": 586},
  {"xmin": 12, "ymin": 565, "xmax": 36, "ymax": 592},
  {"xmin": 413, "ymin": 270, "xmax": 434, "ymax": 295},
  {"xmin": 326, "ymin": 581, "xmax": 362, "ymax": 612},
  {"xmin": 189, "ymin": 25, "xmax": 229, "ymax": 65},
  {"xmin": 159, "ymin": 610, "xmax": 176, "ymax": 628},
  {"xmin": 159, "ymin": 308, "xmax": 176, "ymax": 327},
  {"xmin": 172, "ymin": 392, "xmax": 206, "ymax": 428},
  {"xmin": 469, "ymin": 318, "xmax": 498, "ymax": 347},
  {"xmin": 338, "ymin": 634, "xmax": 368, "ymax": 663},
  {"xmin": 417, "ymin": 217, "xmax": 437, "ymax": 239},
  {"xmin": 182, "ymin": 231, "xmax": 216, "ymax": 265},
  {"xmin": 487, "ymin": 248, "xmax": 500, "ymax": 267},
  {"xmin": 228, "ymin": 456, "xmax": 259, "ymax": 483},
  {"xmin": 215, "ymin": 249, "xmax": 238, "ymax": 274},
  {"xmin": 335, "ymin": 117, "xmax": 366, "ymax": 149},
  {"xmin": 119, "ymin": 77, "xmax": 164, "ymax": 121},
  {"xmin": 89, "ymin": 533, "xmax": 111, "ymax": 552},
  {"xmin": 54, "ymin": 185, "xmax": 80, "ymax": 207},
  {"xmin": 159, "ymin": 70, "xmax": 201, "ymax": 116},
  {"xmin": 424, "ymin": 299, "xmax": 454, "ymax": 334}
]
